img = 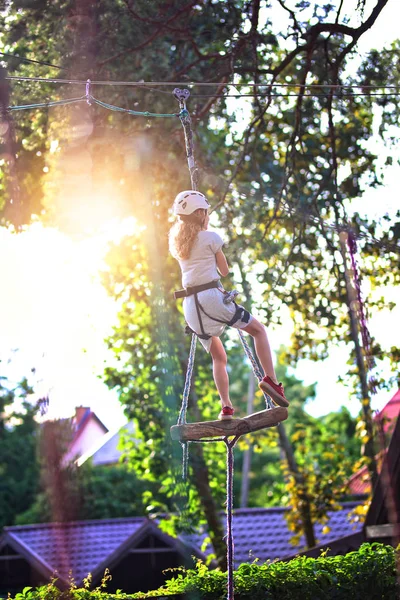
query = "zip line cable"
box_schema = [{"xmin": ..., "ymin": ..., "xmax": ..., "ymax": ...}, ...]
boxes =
[
  {"xmin": 190, "ymin": 91, "xmax": 400, "ymax": 98},
  {"xmin": 3, "ymin": 81, "xmax": 399, "ymax": 254},
  {"xmin": 5, "ymin": 75, "xmax": 400, "ymax": 91},
  {"xmin": 0, "ymin": 52, "xmax": 65, "ymax": 71}
]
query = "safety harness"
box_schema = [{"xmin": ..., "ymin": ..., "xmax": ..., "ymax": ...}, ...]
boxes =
[{"xmin": 174, "ymin": 280, "xmax": 251, "ymax": 341}]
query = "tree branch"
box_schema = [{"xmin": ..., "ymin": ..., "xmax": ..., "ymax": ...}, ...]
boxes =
[{"xmin": 98, "ymin": 1, "xmax": 196, "ymax": 67}]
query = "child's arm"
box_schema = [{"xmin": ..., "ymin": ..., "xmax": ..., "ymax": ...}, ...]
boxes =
[{"xmin": 216, "ymin": 249, "xmax": 229, "ymax": 277}]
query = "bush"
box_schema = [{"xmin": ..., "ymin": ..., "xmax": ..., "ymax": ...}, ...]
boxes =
[
  {"xmin": 6, "ymin": 544, "xmax": 399, "ymax": 600},
  {"xmin": 158, "ymin": 542, "xmax": 399, "ymax": 599}
]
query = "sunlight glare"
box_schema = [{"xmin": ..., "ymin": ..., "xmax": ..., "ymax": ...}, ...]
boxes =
[{"xmin": 0, "ymin": 217, "xmax": 138, "ymax": 427}]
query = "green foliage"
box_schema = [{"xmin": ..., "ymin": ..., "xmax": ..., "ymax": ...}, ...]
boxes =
[
  {"xmin": 0, "ymin": 370, "xmax": 40, "ymax": 531},
  {"xmin": 2, "ymin": 0, "xmax": 399, "ymax": 557},
  {"xmin": 5, "ymin": 544, "xmax": 398, "ymax": 599},
  {"xmin": 16, "ymin": 461, "xmax": 150, "ymax": 525},
  {"xmin": 283, "ymin": 421, "xmax": 353, "ymax": 545},
  {"xmin": 138, "ymin": 543, "xmax": 400, "ymax": 599},
  {"xmin": 14, "ymin": 412, "xmax": 153, "ymax": 525},
  {"xmin": 1, "ymin": 0, "xmax": 399, "ymax": 381},
  {"xmin": 234, "ymin": 350, "xmax": 359, "ymax": 514}
]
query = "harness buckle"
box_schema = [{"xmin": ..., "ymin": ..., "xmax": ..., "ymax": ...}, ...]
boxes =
[{"xmin": 223, "ymin": 290, "xmax": 239, "ymax": 305}]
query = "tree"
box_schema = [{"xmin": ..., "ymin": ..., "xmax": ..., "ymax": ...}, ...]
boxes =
[
  {"xmin": 17, "ymin": 459, "xmax": 151, "ymax": 525},
  {"xmin": 1, "ymin": 0, "xmax": 399, "ymax": 551},
  {"xmin": 16, "ymin": 415, "xmax": 159, "ymax": 525},
  {"xmin": 235, "ymin": 347, "xmax": 318, "ymax": 509},
  {"xmin": 0, "ymin": 369, "xmax": 40, "ymax": 531},
  {"xmin": 233, "ymin": 348, "xmax": 360, "ymax": 546}
]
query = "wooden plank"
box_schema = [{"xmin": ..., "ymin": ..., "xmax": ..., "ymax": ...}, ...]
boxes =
[
  {"xmin": 365, "ymin": 523, "xmax": 400, "ymax": 538},
  {"xmin": 170, "ymin": 406, "xmax": 288, "ymax": 442}
]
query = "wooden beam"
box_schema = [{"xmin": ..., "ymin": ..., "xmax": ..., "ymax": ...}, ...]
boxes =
[
  {"xmin": 365, "ymin": 523, "xmax": 400, "ymax": 538},
  {"xmin": 170, "ymin": 406, "xmax": 288, "ymax": 442}
]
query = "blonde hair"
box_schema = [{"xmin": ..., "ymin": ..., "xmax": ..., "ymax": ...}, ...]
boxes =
[{"xmin": 169, "ymin": 209, "xmax": 207, "ymax": 260}]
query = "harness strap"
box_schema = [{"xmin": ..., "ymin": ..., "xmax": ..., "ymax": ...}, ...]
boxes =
[
  {"xmin": 174, "ymin": 280, "xmax": 220, "ymax": 299},
  {"xmin": 197, "ymin": 297, "xmax": 250, "ymax": 328},
  {"xmin": 185, "ymin": 324, "xmax": 211, "ymax": 341},
  {"xmin": 177, "ymin": 282, "xmax": 250, "ymax": 341},
  {"xmin": 194, "ymin": 293, "xmax": 211, "ymax": 339}
]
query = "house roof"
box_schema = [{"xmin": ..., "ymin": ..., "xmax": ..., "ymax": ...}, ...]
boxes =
[
  {"xmin": 70, "ymin": 408, "xmax": 108, "ymax": 447},
  {"xmin": 0, "ymin": 517, "xmax": 196, "ymax": 587},
  {"xmin": 1, "ymin": 502, "xmax": 362, "ymax": 584},
  {"xmin": 77, "ymin": 422, "xmax": 135, "ymax": 467},
  {"xmin": 376, "ymin": 389, "xmax": 400, "ymax": 433},
  {"xmin": 365, "ymin": 410, "xmax": 400, "ymax": 534},
  {"xmin": 347, "ymin": 465, "xmax": 371, "ymax": 495},
  {"xmin": 183, "ymin": 501, "xmax": 363, "ymax": 566},
  {"xmin": 347, "ymin": 389, "xmax": 400, "ymax": 496}
]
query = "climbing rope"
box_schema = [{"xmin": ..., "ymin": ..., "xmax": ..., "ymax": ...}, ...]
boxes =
[
  {"xmin": 9, "ymin": 92, "xmax": 181, "ymax": 118},
  {"xmin": 346, "ymin": 232, "xmax": 377, "ymax": 394},
  {"xmin": 178, "ymin": 333, "xmax": 197, "ymax": 480},
  {"xmin": 225, "ymin": 435, "xmax": 239, "ymax": 600},
  {"xmin": 237, "ymin": 330, "xmax": 274, "ymax": 409},
  {"xmin": 174, "ymin": 85, "xmax": 273, "ymax": 431},
  {"xmin": 173, "ymin": 87, "xmax": 277, "ymax": 600}
]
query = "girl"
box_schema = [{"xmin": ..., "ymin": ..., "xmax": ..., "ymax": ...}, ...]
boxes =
[{"xmin": 169, "ymin": 190, "xmax": 289, "ymax": 420}]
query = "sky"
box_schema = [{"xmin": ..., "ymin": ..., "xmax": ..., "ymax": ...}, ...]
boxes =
[{"xmin": 1, "ymin": 0, "xmax": 399, "ymax": 431}]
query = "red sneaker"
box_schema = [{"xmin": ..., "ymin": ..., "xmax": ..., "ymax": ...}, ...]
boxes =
[
  {"xmin": 218, "ymin": 406, "xmax": 235, "ymax": 420},
  {"xmin": 259, "ymin": 376, "xmax": 290, "ymax": 407}
]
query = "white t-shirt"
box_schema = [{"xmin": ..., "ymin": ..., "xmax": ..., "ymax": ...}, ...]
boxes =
[{"xmin": 179, "ymin": 230, "xmax": 224, "ymax": 287}]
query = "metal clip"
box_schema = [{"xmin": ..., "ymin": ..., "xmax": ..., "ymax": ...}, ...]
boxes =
[
  {"xmin": 86, "ymin": 79, "xmax": 92, "ymax": 105},
  {"xmin": 223, "ymin": 290, "xmax": 239, "ymax": 305},
  {"xmin": 173, "ymin": 87, "xmax": 190, "ymax": 109}
]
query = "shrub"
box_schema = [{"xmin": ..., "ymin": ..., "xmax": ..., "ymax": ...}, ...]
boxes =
[
  {"xmin": 157, "ymin": 542, "xmax": 399, "ymax": 599},
  {"xmin": 5, "ymin": 544, "xmax": 399, "ymax": 600}
]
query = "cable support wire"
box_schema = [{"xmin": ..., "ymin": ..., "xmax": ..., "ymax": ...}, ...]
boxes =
[
  {"xmin": 8, "ymin": 96, "xmax": 86, "ymax": 111},
  {"xmin": 6, "ymin": 76, "xmax": 400, "ymax": 101},
  {"xmin": 0, "ymin": 52, "xmax": 64, "ymax": 71},
  {"xmin": 6, "ymin": 84, "xmax": 398, "ymax": 254},
  {"xmin": 8, "ymin": 93, "xmax": 180, "ymax": 118},
  {"xmin": 5, "ymin": 75, "xmax": 400, "ymax": 90},
  {"xmin": 190, "ymin": 91, "xmax": 400, "ymax": 98}
]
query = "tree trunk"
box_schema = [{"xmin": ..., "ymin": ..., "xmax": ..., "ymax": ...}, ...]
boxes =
[
  {"xmin": 277, "ymin": 423, "xmax": 316, "ymax": 547},
  {"xmin": 234, "ymin": 253, "xmax": 317, "ymax": 548},
  {"xmin": 339, "ymin": 234, "xmax": 378, "ymax": 490}
]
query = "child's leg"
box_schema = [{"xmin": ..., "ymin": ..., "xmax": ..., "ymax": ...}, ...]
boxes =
[
  {"xmin": 242, "ymin": 318, "xmax": 289, "ymax": 407},
  {"xmin": 209, "ymin": 336, "xmax": 233, "ymax": 408},
  {"xmin": 242, "ymin": 318, "xmax": 277, "ymax": 381}
]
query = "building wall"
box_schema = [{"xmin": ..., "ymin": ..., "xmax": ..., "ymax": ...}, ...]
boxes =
[{"xmin": 64, "ymin": 418, "xmax": 107, "ymax": 464}]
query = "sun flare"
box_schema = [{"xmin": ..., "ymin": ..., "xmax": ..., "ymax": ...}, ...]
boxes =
[{"xmin": 0, "ymin": 217, "xmax": 138, "ymax": 426}]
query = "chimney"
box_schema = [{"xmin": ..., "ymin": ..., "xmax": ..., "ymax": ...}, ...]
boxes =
[{"xmin": 75, "ymin": 406, "xmax": 90, "ymax": 425}]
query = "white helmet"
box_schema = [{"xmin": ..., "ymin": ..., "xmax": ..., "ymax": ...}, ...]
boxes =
[{"xmin": 173, "ymin": 190, "xmax": 210, "ymax": 216}]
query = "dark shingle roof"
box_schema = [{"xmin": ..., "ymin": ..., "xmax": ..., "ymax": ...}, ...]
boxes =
[
  {"xmin": 4, "ymin": 518, "xmax": 147, "ymax": 584},
  {"xmin": 2, "ymin": 502, "xmax": 363, "ymax": 584},
  {"xmin": 183, "ymin": 502, "xmax": 363, "ymax": 566}
]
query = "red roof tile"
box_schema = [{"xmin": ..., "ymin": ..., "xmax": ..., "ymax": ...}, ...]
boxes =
[
  {"xmin": 347, "ymin": 389, "xmax": 400, "ymax": 495},
  {"xmin": 375, "ymin": 389, "xmax": 400, "ymax": 433}
]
